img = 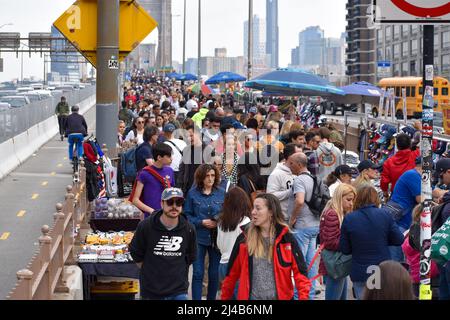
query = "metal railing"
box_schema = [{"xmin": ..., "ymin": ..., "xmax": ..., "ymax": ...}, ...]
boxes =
[
  {"xmin": 6, "ymin": 162, "xmax": 88, "ymax": 300},
  {"xmin": 0, "ymin": 85, "xmax": 95, "ymax": 144}
]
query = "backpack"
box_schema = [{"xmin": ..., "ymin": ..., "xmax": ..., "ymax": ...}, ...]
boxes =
[
  {"xmin": 409, "ymin": 202, "xmax": 448, "ymax": 251},
  {"xmin": 299, "ymin": 172, "xmax": 330, "ymax": 218},
  {"xmin": 120, "ymin": 145, "xmax": 140, "ymax": 182}
]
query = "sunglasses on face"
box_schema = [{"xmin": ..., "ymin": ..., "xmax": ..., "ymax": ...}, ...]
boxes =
[{"xmin": 166, "ymin": 198, "xmax": 184, "ymax": 207}]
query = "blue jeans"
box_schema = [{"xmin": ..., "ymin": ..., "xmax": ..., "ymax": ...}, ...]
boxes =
[
  {"xmin": 293, "ymin": 226, "xmax": 320, "ymax": 300},
  {"xmin": 192, "ymin": 243, "xmax": 221, "ymax": 300},
  {"xmin": 68, "ymin": 133, "xmax": 84, "ymax": 159},
  {"xmin": 389, "ymin": 224, "xmax": 406, "ymax": 262},
  {"xmin": 439, "ymin": 263, "xmax": 450, "ymax": 300},
  {"xmin": 324, "ymin": 275, "xmax": 348, "ymax": 300},
  {"xmin": 352, "ymin": 281, "xmax": 367, "ymax": 300}
]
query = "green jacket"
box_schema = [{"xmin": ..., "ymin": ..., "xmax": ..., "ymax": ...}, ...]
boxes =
[
  {"xmin": 55, "ymin": 101, "xmax": 70, "ymax": 116},
  {"xmin": 191, "ymin": 108, "xmax": 209, "ymax": 128}
]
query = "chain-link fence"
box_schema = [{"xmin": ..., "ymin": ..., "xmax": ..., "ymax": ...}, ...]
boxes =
[{"xmin": 0, "ymin": 85, "xmax": 96, "ymax": 144}]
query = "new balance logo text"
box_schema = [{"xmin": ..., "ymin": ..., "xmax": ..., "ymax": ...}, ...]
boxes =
[{"xmin": 154, "ymin": 236, "xmax": 183, "ymax": 257}]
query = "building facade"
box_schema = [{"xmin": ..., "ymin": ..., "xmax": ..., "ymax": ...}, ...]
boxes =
[
  {"xmin": 375, "ymin": 25, "xmax": 450, "ymax": 81},
  {"xmin": 266, "ymin": 0, "xmax": 279, "ymax": 68},
  {"xmin": 299, "ymin": 26, "xmax": 324, "ymax": 66},
  {"xmin": 139, "ymin": 0, "xmax": 172, "ymax": 68},
  {"xmin": 127, "ymin": 43, "xmax": 157, "ymax": 71},
  {"xmin": 345, "ymin": 0, "xmax": 376, "ymax": 84}
]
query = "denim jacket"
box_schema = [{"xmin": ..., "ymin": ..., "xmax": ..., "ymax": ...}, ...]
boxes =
[{"xmin": 184, "ymin": 186, "xmax": 226, "ymax": 246}]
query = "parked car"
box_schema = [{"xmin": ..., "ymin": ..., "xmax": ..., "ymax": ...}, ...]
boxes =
[
  {"xmin": 321, "ymin": 100, "xmax": 358, "ymax": 115},
  {"xmin": 17, "ymin": 92, "xmax": 43, "ymax": 102},
  {"xmin": 0, "ymin": 90, "xmax": 18, "ymax": 98},
  {"xmin": 0, "ymin": 96, "xmax": 31, "ymax": 108},
  {"xmin": 16, "ymin": 87, "xmax": 34, "ymax": 93}
]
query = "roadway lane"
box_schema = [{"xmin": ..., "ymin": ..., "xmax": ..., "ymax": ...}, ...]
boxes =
[{"xmin": 0, "ymin": 106, "xmax": 96, "ymax": 299}]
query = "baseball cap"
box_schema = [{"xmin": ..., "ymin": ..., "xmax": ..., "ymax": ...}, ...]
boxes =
[
  {"xmin": 357, "ymin": 160, "xmax": 380, "ymax": 173},
  {"xmin": 334, "ymin": 165, "xmax": 354, "ymax": 176},
  {"xmin": 249, "ymin": 106, "xmax": 258, "ymax": 114},
  {"xmin": 415, "ymin": 156, "xmax": 422, "ymax": 165},
  {"xmin": 161, "ymin": 188, "xmax": 184, "ymax": 201},
  {"xmin": 436, "ymin": 158, "xmax": 450, "ymax": 175},
  {"xmin": 268, "ymin": 105, "xmax": 278, "ymax": 113},
  {"xmin": 163, "ymin": 123, "xmax": 176, "ymax": 133}
]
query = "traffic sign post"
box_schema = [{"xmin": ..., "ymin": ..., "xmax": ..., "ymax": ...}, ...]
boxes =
[
  {"xmin": 373, "ymin": 0, "xmax": 450, "ymax": 300},
  {"xmin": 377, "ymin": 60, "xmax": 391, "ymax": 78}
]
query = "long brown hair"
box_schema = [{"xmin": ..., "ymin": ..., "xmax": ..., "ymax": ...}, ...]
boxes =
[
  {"xmin": 194, "ymin": 164, "xmax": 221, "ymax": 190},
  {"xmin": 363, "ymin": 261, "xmax": 415, "ymax": 300},
  {"xmin": 247, "ymin": 194, "xmax": 288, "ymax": 261},
  {"xmin": 218, "ymin": 187, "xmax": 251, "ymax": 232},
  {"xmin": 353, "ymin": 185, "xmax": 381, "ymax": 210}
]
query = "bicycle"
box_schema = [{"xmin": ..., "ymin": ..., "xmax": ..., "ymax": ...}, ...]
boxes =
[{"xmin": 68, "ymin": 133, "xmax": 84, "ymax": 182}]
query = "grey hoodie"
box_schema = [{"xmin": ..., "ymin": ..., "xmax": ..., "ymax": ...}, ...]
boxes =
[
  {"xmin": 267, "ymin": 163, "xmax": 295, "ymax": 221},
  {"xmin": 316, "ymin": 142, "xmax": 343, "ymax": 182}
]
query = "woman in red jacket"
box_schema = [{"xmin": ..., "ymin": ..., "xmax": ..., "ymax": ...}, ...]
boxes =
[
  {"xmin": 319, "ymin": 184, "xmax": 356, "ymax": 300},
  {"xmin": 221, "ymin": 193, "xmax": 311, "ymax": 300}
]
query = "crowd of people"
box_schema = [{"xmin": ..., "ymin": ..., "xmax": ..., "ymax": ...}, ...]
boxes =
[{"xmin": 93, "ymin": 71, "xmax": 450, "ymax": 301}]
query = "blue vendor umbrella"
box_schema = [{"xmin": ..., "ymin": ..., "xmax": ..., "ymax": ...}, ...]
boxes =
[
  {"xmin": 244, "ymin": 68, "xmax": 344, "ymax": 97},
  {"xmin": 334, "ymin": 81, "xmax": 383, "ymax": 105},
  {"xmin": 175, "ymin": 73, "xmax": 198, "ymax": 81},
  {"xmin": 205, "ymin": 72, "xmax": 247, "ymax": 85}
]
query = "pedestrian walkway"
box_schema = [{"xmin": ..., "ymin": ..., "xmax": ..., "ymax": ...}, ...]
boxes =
[{"xmin": 0, "ymin": 106, "xmax": 96, "ymax": 299}]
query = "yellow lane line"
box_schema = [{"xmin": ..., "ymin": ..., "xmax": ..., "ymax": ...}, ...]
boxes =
[
  {"xmin": 17, "ymin": 210, "xmax": 26, "ymax": 217},
  {"xmin": 57, "ymin": 164, "xmax": 63, "ymax": 168},
  {"xmin": 50, "ymin": 172, "xmax": 56, "ymax": 176},
  {"xmin": 64, "ymin": 157, "xmax": 68, "ymax": 160},
  {"xmin": 0, "ymin": 232, "xmax": 10, "ymax": 240},
  {"xmin": 31, "ymin": 194, "xmax": 39, "ymax": 200},
  {"xmin": 41, "ymin": 181, "xmax": 48, "ymax": 186}
]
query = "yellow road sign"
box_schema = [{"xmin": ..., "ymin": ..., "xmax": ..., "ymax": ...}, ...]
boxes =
[{"xmin": 53, "ymin": 0, "xmax": 158, "ymax": 67}]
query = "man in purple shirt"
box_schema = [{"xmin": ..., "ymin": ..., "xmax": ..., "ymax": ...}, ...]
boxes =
[{"xmin": 132, "ymin": 143, "xmax": 175, "ymax": 218}]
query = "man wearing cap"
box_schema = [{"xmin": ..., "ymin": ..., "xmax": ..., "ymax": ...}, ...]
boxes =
[
  {"xmin": 388, "ymin": 157, "xmax": 423, "ymax": 262},
  {"xmin": 353, "ymin": 160, "xmax": 380, "ymax": 190},
  {"xmin": 434, "ymin": 158, "xmax": 450, "ymax": 192},
  {"xmin": 163, "ymin": 123, "xmax": 187, "ymax": 183},
  {"xmin": 130, "ymin": 187, "xmax": 197, "ymax": 300},
  {"xmin": 381, "ymin": 133, "xmax": 420, "ymax": 200},
  {"xmin": 248, "ymin": 106, "xmax": 258, "ymax": 119}
]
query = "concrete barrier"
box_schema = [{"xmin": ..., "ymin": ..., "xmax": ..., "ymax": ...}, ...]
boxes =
[{"xmin": 0, "ymin": 93, "xmax": 96, "ymax": 181}]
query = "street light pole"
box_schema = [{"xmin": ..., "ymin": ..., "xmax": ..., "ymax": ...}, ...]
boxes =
[
  {"xmin": 247, "ymin": 0, "xmax": 253, "ymax": 81},
  {"xmin": 182, "ymin": 0, "xmax": 187, "ymax": 74},
  {"xmin": 197, "ymin": 0, "xmax": 201, "ymax": 81},
  {"xmin": 21, "ymin": 51, "xmax": 23, "ymax": 85}
]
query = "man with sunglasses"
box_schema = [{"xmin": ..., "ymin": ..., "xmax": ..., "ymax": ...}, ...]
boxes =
[{"xmin": 130, "ymin": 187, "xmax": 197, "ymax": 300}]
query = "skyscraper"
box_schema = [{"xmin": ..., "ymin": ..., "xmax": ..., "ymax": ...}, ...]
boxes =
[
  {"xmin": 298, "ymin": 26, "xmax": 324, "ymax": 67},
  {"xmin": 266, "ymin": 0, "xmax": 279, "ymax": 68}
]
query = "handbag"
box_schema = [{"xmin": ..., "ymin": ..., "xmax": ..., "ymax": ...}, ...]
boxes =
[
  {"xmin": 321, "ymin": 249, "xmax": 352, "ymax": 280},
  {"xmin": 248, "ymin": 177, "xmax": 265, "ymax": 203},
  {"xmin": 383, "ymin": 200, "xmax": 405, "ymax": 222}
]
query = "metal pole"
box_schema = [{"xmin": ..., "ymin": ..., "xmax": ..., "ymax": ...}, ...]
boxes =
[
  {"xmin": 419, "ymin": 24, "xmax": 434, "ymax": 301},
  {"xmin": 96, "ymin": 0, "xmax": 120, "ymax": 149},
  {"xmin": 247, "ymin": 0, "xmax": 253, "ymax": 80},
  {"xmin": 21, "ymin": 51, "xmax": 23, "ymax": 84},
  {"xmin": 182, "ymin": 0, "xmax": 187, "ymax": 74},
  {"xmin": 197, "ymin": 0, "xmax": 201, "ymax": 81}
]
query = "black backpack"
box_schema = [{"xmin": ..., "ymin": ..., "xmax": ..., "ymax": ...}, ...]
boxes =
[
  {"xmin": 409, "ymin": 202, "xmax": 447, "ymax": 251},
  {"xmin": 299, "ymin": 172, "xmax": 331, "ymax": 218}
]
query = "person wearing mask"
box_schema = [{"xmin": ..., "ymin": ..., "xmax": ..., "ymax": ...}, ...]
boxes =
[
  {"xmin": 353, "ymin": 160, "xmax": 380, "ymax": 190},
  {"xmin": 319, "ymin": 184, "xmax": 357, "ymax": 300},
  {"xmin": 339, "ymin": 185, "xmax": 404, "ymax": 300},
  {"xmin": 129, "ymin": 187, "xmax": 197, "ymax": 300},
  {"xmin": 326, "ymin": 165, "xmax": 354, "ymax": 197},
  {"xmin": 303, "ymin": 131, "xmax": 321, "ymax": 177},
  {"xmin": 131, "ymin": 143, "xmax": 175, "ymax": 219},
  {"xmin": 388, "ymin": 157, "xmax": 422, "ymax": 262},
  {"xmin": 316, "ymin": 127, "xmax": 343, "ymax": 182},
  {"xmin": 266, "ymin": 144, "xmax": 303, "ymax": 221},
  {"xmin": 125, "ymin": 117, "xmax": 145, "ymax": 145},
  {"xmin": 202, "ymin": 116, "xmax": 222, "ymax": 144},
  {"xmin": 362, "ymin": 261, "xmax": 415, "ymax": 300},
  {"xmin": 55, "ymin": 96, "xmax": 70, "ymax": 141},
  {"xmin": 184, "ymin": 164, "xmax": 226, "ymax": 300},
  {"xmin": 135, "ymin": 126, "xmax": 159, "ymax": 172},
  {"xmin": 217, "ymin": 187, "xmax": 252, "ymax": 285},
  {"xmin": 221, "ymin": 194, "xmax": 311, "ymax": 300},
  {"xmin": 287, "ymin": 152, "xmax": 320, "ymax": 300},
  {"xmin": 381, "ymin": 134, "xmax": 420, "ymax": 200}
]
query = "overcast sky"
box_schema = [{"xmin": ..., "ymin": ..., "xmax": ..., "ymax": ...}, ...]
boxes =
[{"xmin": 0, "ymin": 0, "xmax": 347, "ymax": 82}]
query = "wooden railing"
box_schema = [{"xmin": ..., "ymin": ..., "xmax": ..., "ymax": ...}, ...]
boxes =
[{"xmin": 7, "ymin": 161, "xmax": 88, "ymax": 300}]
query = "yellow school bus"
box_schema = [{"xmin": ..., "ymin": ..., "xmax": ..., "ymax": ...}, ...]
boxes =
[{"xmin": 377, "ymin": 77, "xmax": 450, "ymax": 118}]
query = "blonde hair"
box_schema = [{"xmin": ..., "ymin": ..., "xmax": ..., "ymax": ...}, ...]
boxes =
[
  {"xmin": 280, "ymin": 120, "xmax": 294, "ymax": 136},
  {"xmin": 290, "ymin": 122, "xmax": 304, "ymax": 132},
  {"xmin": 247, "ymin": 194, "xmax": 287, "ymax": 261},
  {"xmin": 353, "ymin": 170, "xmax": 372, "ymax": 190},
  {"xmin": 323, "ymin": 184, "xmax": 356, "ymax": 225}
]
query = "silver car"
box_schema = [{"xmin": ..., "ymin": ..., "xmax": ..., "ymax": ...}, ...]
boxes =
[{"xmin": 0, "ymin": 96, "xmax": 31, "ymax": 108}]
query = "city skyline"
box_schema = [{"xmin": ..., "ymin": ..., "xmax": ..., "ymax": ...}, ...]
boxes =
[{"xmin": 0, "ymin": 0, "xmax": 347, "ymax": 82}]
